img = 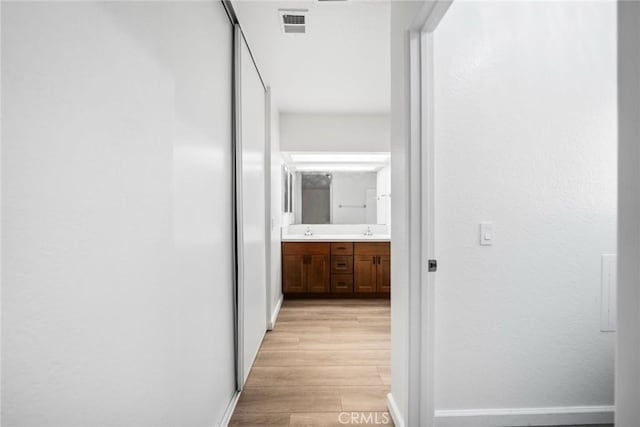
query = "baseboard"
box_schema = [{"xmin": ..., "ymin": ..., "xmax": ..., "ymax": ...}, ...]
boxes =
[
  {"xmin": 218, "ymin": 390, "xmax": 241, "ymax": 427},
  {"xmin": 267, "ymin": 294, "xmax": 283, "ymax": 330},
  {"xmin": 387, "ymin": 393, "xmax": 406, "ymax": 427},
  {"xmin": 434, "ymin": 405, "xmax": 614, "ymax": 427}
]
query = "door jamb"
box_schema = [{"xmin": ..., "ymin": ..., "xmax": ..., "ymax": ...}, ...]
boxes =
[{"xmin": 406, "ymin": 2, "xmax": 453, "ymax": 426}]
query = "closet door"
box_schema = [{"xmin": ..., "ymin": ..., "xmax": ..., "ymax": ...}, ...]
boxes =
[{"xmin": 236, "ymin": 27, "xmax": 268, "ymax": 386}]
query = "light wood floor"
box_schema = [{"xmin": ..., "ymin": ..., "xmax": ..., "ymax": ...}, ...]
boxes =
[{"xmin": 230, "ymin": 299, "xmax": 392, "ymax": 427}]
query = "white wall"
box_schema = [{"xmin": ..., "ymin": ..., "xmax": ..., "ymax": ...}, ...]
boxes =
[
  {"xmin": 616, "ymin": 1, "xmax": 640, "ymax": 425},
  {"xmin": 1, "ymin": 2, "xmax": 236, "ymax": 426},
  {"xmin": 331, "ymin": 172, "xmax": 377, "ymax": 224},
  {"xmin": 280, "ymin": 113, "xmax": 390, "ymax": 152},
  {"xmin": 268, "ymin": 91, "xmax": 283, "ymax": 329},
  {"xmin": 432, "ymin": 0, "xmax": 616, "ymax": 418},
  {"xmin": 238, "ymin": 34, "xmax": 267, "ymax": 385}
]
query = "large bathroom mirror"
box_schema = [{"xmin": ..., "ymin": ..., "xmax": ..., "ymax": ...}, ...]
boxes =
[{"xmin": 282, "ymin": 152, "xmax": 391, "ymax": 225}]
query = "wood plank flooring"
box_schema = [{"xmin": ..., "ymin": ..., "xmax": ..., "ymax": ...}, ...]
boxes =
[{"xmin": 230, "ymin": 299, "xmax": 392, "ymax": 427}]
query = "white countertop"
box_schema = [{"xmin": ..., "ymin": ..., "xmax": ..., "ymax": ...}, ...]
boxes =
[{"xmin": 281, "ymin": 234, "xmax": 391, "ymax": 242}]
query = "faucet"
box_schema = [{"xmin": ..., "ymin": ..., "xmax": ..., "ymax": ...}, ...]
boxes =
[
  {"xmin": 304, "ymin": 227, "xmax": 313, "ymax": 236},
  {"xmin": 364, "ymin": 226, "xmax": 373, "ymax": 236}
]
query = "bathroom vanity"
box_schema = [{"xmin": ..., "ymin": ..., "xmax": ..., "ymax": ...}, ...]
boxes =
[
  {"xmin": 279, "ymin": 154, "xmax": 392, "ymax": 298},
  {"xmin": 281, "ymin": 240, "xmax": 390, "ymax": 297}
]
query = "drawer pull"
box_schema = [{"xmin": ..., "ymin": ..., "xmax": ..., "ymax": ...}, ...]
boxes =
[{"xmin": 336, "ymin": 263, "xmax": 347, "ymax": 268}]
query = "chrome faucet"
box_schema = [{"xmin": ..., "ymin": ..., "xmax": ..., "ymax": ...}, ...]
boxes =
[
  {"xmin": 364, "ymin": 226, "xmax": 373, "ymax": 236},
  {"xmin": 304, "ymin": 227, "xmax": 313, "ymax": 236}
]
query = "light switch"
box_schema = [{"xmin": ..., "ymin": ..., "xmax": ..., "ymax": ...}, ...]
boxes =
[{"xmin": 480, "ymin": 222, "xmax": 493, "ymax": 246}]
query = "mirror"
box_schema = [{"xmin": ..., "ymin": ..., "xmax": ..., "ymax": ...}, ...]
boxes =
[
  {"xmin": 282, "ymin": 166, "xmax": 293, "ymax": 214},
  {"xmin": 282, "ymin": 152, "xmax": 391, "ymax": 225}
]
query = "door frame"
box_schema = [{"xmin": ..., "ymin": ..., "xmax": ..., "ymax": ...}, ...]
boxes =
[
  {"xmin": 616, "ymin": 1, "xmax": 640, "ymax": 424},
  {"xmin": 404, "ymin": 2, "xmax": 453, "ymax": 426}
]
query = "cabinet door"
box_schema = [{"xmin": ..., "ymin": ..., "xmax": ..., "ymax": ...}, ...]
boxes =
[
  {"xmin": 283, "ymin": 255, "xmax": 306, "ymax": 293},
  {"xmin": 307, "ymin": 255, "xmax": 330, "ymax": 293},
  {"xmin": 377, "ymin": 255, "xmax": 391, "ymax": 293},
  {"xmin": 354, "ymin": 255, "xmax": 377, "ymax": 293}
]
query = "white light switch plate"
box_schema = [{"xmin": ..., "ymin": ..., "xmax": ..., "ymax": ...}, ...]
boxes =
[{"xmin": 480, "ymin": 222, "xmax": 494, "ymax": 246}]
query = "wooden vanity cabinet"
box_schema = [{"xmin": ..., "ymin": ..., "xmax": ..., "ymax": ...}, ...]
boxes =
[
  {"xmin": 377, "ymin": 255, "xmax": 391, "ymax": 293},
  {"xmin": 307, "ymin": 255, "xmax": 330, "ymax": 293},
  {"xmin": 354, "ymin": 243, "xmax": 391, "ymax": 294},
  {"xmin": 282, "ymin": 243, "xmax": 330, "ymax": 294},
  {"xmin": 331, "ymin": 274, "xmax": 353, "ymax": 293},
  {"xmin": 353, "ymin": 255, "xmax": 377, "ymax": 292},
  {"xmin": 282, "ymin": 241, "xmax": 390, "ymax": 297}
]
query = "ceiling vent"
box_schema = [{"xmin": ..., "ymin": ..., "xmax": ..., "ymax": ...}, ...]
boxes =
[{"xmin": 279, "ymin": 9, "xmax": 308, "ymax": 35}]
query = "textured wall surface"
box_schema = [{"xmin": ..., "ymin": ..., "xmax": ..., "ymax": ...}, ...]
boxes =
[
  {"xmin": 2, "ymin": 3, "xmax": 236, "ymax": 425},
  {"xmin": 433, "ymin": 0, "xmax": 616, "ymax": 411}
]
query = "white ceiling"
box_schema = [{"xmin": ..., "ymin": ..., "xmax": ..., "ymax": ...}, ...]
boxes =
[{"xmin": 232, "ymin": 0, "xmax": 390, "ymax": 114}]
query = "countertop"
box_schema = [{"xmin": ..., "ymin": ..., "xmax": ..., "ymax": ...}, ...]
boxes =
[{"xmin": 281, "ymin": 234, "xmax": 391, "ymax": 242}]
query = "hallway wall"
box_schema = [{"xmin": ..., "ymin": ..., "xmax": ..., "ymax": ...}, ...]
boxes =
[
  {"xmin": 280, "ymin": 113, "xmax": 390, "ymax": 152},
  {"xmin": 1, "ymin": 2, "xmax": 236, "ymax": 426},
  {"xmin": 432, "ymin": 0, "xmax": 616, "ymax": 421}
]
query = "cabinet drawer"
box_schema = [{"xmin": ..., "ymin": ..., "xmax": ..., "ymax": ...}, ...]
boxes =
[
  {"xmin": 331, "ymin": 274, "xmax": 353, "ymax": 293},
  {"xmin": 331, "ymin": 255, "xmax": 353, "ymax": 274},
  {"xmin": 354, "ymin": 242, "xmax": 390, "ymax": 256},
  {"xmin": 283, "ymin": 242, "xmax": 331, "ymax": 256},
  {"xmin": 331, "ymin": 242, "xmax": 354, "ymax": 255}
]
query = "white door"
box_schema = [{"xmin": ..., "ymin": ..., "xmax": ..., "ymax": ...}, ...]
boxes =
[{"xmin": 236, "ymin": 27, "xmax": 268, "ymax": 387}]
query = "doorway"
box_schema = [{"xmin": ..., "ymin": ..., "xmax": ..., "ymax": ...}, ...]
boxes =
[
  {"xmin": 229, "ymin": 1, "xmax": 394, "ymax": 425},
  {"xmin": 407, "ymin": 1, "xmax": 618, "ymax": 426}
]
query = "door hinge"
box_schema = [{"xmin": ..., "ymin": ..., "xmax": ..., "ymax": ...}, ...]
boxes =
[{"xmin": 428, "ymin": 259, "xmax": 437, "ymax": 272}]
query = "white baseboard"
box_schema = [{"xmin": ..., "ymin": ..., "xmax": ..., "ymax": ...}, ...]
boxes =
[
  {"xmin": 218, "ymin": 390, "xmax": 241, "ymax": 427},
  {"xmin": 387, "ymin": 393, "xmax": 406, "ymax": 427},
  {"xmin": 267, "ymin": 294, "xmax": 283, "ymax": 330},
  {"xmin": 434, "ymin": 405, "xmax": 614, "ymax": 427}
]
